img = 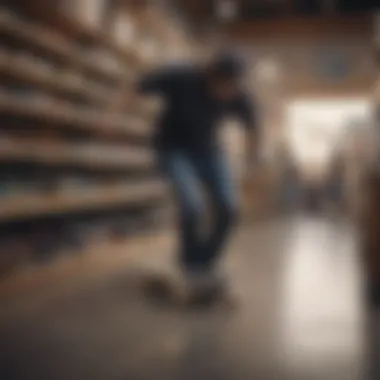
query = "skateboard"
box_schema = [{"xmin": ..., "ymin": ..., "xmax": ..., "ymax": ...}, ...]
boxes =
[{"xmin": 142, "ymin": 273, "xmax": 237, "ymax": 310}]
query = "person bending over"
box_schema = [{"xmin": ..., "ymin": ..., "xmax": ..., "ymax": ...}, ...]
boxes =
[{"xmin": 138, "ymin": 52, "xmax": 259, "ymax": 295}]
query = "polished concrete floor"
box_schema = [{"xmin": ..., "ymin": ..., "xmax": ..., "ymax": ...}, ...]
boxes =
[{"xmin": 0, "ymin": 215, "xmax": 375, "ymax": 380}]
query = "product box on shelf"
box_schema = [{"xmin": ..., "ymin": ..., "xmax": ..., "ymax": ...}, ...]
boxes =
[
  {"xmin": 7, "ymin": 84, "xmax": 39, "ymax": 100},
  {"xmin": 60, "ymin": 0, "xmax": 107, "ymax": 30},
  {"xmin": 60, "ymin": 69, "xmax": 84, "ymax": 88},
  {"xmin": 111, "ymin": 12, "xmax": 135, "ymax": 49},
  {"xmin": 9, "ymin": 52, "xmax": 46, "ymax": 76},
  {"xmin": 137, "ymin": 36, "xmax": 158, "ymax": 65},
  {"xmin": 85, "ymin": 48, "xmax": 123, "ymax": 75}
]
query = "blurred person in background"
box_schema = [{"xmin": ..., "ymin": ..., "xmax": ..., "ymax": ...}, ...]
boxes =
[{"xmin": 137, "ymin": 52, "xmax": 259, "ymax": 299}]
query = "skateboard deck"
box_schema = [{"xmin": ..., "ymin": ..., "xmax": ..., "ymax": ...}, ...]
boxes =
[{"xmin": 142, "ymin": 273, "xmax": 236, "ymax": 310}]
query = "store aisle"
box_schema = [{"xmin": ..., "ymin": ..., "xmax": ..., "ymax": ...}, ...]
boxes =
[{"xmin": 0, "ymin": 216, "xmax": 366, "ymax": 380}]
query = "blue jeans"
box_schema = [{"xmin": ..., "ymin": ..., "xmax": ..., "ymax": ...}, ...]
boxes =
[{"xmin": 159, "ymin": 148, "xmax": 237, "ymax": 272}]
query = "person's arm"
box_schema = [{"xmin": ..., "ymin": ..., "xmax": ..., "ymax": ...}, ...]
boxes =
[
  {"xmin": 137, "ymin": 65, "xmax": 182, "ymax": 96},
  {"xmin": 137, "ymin": 69, "xmax": 172, "ymax": 95},
  {"xmin": 111, "ymin": 68, "xmax": 173, "ymax": 110}
]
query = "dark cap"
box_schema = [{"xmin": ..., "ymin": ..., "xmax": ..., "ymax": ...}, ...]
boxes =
[{"xmin": 210, "ymin": 51, "xmax": 245, "ymax": 79}]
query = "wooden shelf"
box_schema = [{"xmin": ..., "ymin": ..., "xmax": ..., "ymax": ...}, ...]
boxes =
[
  {"xmin": 0, "ymin": 138, "xmax": 155, "ymax": 170},
  {"xmin": 0, "ymin": 180, "xmax": 167, "ymax": 222},
  {"xmin": 0, "ymin": 4, "xmax": 174, "ymax": 227},
  {"xmin": 0, "ymin": 8, "xmax": 158, "ymax": 119},
  {"xmin": 0, "ymin": 54, "xmax": 112, "ymax": 104},
  {"xmin": 0, "ymin": 53, "xmax": 158, "ymax": 120},
  {"xmin": 28, "ymin": 2, "xmax": 146, "ymax": 69},
  {"xmin": 0, "ymin": 8, "xmax": 127, "ymax": 83},
  {"xmin": 94, "ymin": 27, "xmax": 144, "ymax": 70},
  {"xmin": 0, "ymin": 92, "xmax": 151, "ymax": 138}
]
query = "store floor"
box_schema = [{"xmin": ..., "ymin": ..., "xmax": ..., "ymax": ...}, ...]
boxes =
[{"xmin": 0, "ymin": 215, "xmax": 374, "ymax": 380}]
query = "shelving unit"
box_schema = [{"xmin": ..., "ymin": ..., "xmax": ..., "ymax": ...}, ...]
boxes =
[
  {"xmin": 0, "ymin": 179, "xmax": 166, "ymax": 222},
  {"xmin": 0, "ymin": 92, "xmax": 151, "ymax": 138},
  {"xmin": 0, "ymin": 137, "xmax": 154, "ymax": 171},
  {"xmin": 0, "ymin": 53, "xmax": 113, "ymax": 104},
  {"xmin": 0, "ymin": 8, "xmax": 123, "ymax": 83},
  {"xmin": 0, "ymin": 1, "xmax": 196, "ymax": 273},
  {"xmin": 0, "ymin": 8, "xmax": 144, "ymax": 81}
]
